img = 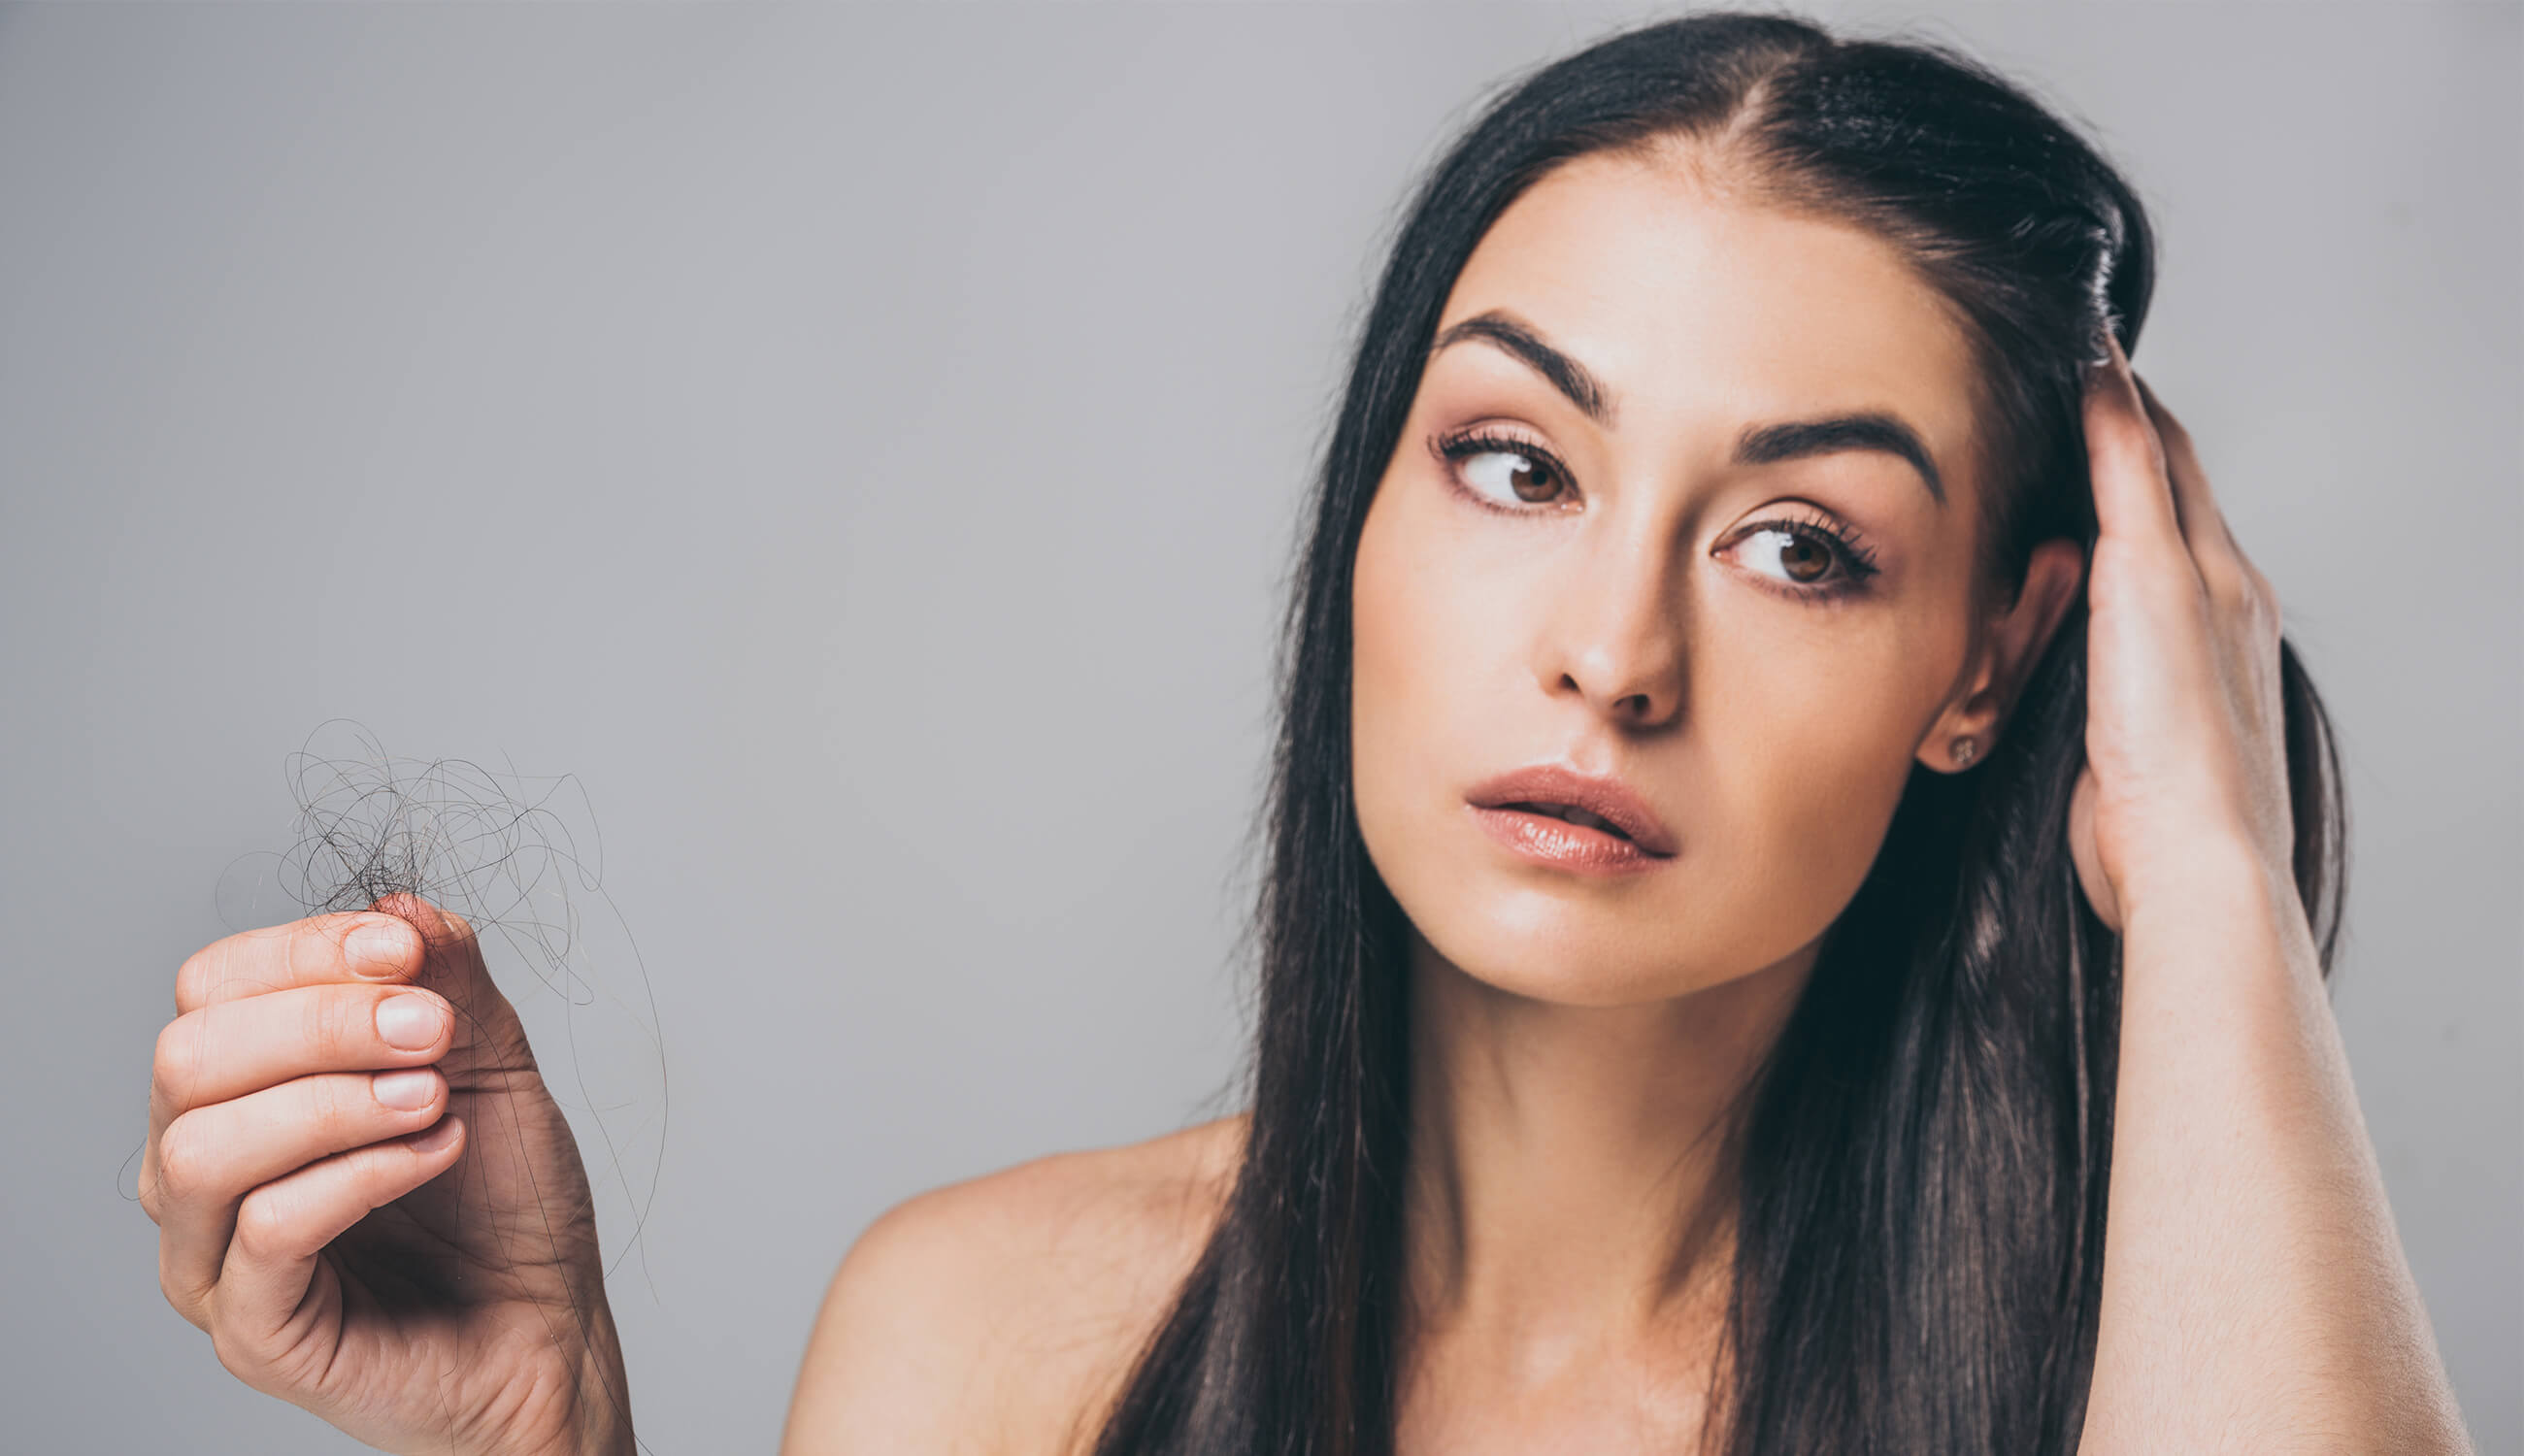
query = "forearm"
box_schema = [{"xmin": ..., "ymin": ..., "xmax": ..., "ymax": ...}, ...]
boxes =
[{"xmin": 2077, "ymin": 852, "xmax": 2471, "ymax": 1455}]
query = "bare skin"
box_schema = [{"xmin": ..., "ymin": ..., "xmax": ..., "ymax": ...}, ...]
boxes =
[
  {"xmin": 144, "ymin": 144, "xmax": 2470, "ymax": 1455},
  {"xmin": 779, "ymin": 1115, "xmax": 1245, "ymax": 1455}
]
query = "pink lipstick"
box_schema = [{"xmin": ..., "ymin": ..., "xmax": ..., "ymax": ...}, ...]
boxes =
[{"xmin": 1463, "ymin": 764, "xmax": 1678, "ymax": 876}]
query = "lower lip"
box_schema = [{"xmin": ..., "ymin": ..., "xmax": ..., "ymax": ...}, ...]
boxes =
[{"xmin": 1468, "ymin": 805, "xmax": 1670, "ymax": 876}]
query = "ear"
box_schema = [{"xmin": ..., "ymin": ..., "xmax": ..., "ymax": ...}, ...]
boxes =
[{"xmin": 1917, "ymin": 537, "xmax": 2086, "ymax": 774}]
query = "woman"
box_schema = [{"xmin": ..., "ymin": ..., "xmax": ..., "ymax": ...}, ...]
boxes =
[{"xmin": 138, "ymin": 11, "xmax": 2474, "ymax": 1454}]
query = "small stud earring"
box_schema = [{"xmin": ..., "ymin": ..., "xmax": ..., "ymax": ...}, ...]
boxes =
[{"xmin": 1951, "ymin": 737, "xmax": 1978, "ymax": 768}]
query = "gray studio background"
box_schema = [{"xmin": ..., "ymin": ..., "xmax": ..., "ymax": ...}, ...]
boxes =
[{"xmin": 2, "ymin": 3, "xmax": 2515, "ymax": 1451}]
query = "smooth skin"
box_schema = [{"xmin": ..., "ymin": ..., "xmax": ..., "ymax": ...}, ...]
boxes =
[{"xmin": 144, "ymin": 146, "xmax": 2472, "ymax": 1455}]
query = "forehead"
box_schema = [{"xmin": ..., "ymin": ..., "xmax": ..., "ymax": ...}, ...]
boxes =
[{"xmin": 1441, "ymin": 149, "xmax": 1984, "ymax": 469}]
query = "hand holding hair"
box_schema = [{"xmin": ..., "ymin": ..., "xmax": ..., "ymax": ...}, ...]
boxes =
[
  {"xmin": 2066, "ymin": 338, "xmax": 2473, "ymax": 1452},
  {"xmin": 2067, "ymin": 331, "xmax": 2297, "ymax": 934},
  {"xmin": 141, "ymin": 894, "xmax": 634, "ymax": 1456}
]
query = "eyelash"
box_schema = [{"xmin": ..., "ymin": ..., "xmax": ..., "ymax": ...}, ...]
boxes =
[{"xmin": 1427, "ymin": 427, "xmax": 1884, "ymax": 604}]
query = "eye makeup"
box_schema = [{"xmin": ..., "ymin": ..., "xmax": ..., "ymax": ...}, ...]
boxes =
[{"xmin": 1425, "ymin": 425, "xmax": 1886, "ymax": 606}]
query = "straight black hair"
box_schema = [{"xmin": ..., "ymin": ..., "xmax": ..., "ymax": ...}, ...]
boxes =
[{"xmin": 1089, "ymin": 11, "xmax": 2349, "ymax": 1454}]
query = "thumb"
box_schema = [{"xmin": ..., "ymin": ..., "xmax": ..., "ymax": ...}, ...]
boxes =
[
  {"xmin": 2068, "ymin": 763, "xmax": 2124, "ymax": 935},
  {"xmin": 366, "ymin": 892, "xmax": 536, "ymax": 1075}
]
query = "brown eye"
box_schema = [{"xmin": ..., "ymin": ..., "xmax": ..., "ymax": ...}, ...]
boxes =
[
  {"xmin": 1458, "ymin": 447, "xmax": 1564, "ymax": 505},
  {"xmin": 1772, "ymin": 530, "xmax": 1834, "ymax": 583},
  {"xmin": 1737, "ymin": 525, "xmax": 1841, "ymax": 585},
  {"xmin": 1724, "ymin": 514, "xmax": 1882, "ymax": 601}
]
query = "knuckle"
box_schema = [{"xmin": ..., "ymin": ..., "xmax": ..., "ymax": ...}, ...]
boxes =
[
  {"xmin": 151, "ymin": 1016, "xmax": 200, "ymax": 1100},
  {"xmin": 2135, "ymin": 550, "xmax": 2208, "ymax": 609},
  {"xmin": 293, "ymin": 914, "xmax": 360, "ymax": 983},
  {"xmin": 2096, "ymin": 415, "xmax": 2170, "ymax": 489},
  {"xmin": 157, "ymin": 1252, "xmax": 210, "ymax": 1327},
  {"xmin": 137, "ymin": 1156, "xmax": 165, "ymax": 1222},
  {"xmin": 2251, "ymin": 581, "xmax": 2284, "ymax": 644},
  {"xmin": 153, "ymin": 1118, "xmax": 209, "ymax": 1205},
  {"xmin": 173, "ymin": 940, "xmax": 228, "ymax": 1013},
  {"xmin": 2227, "ymin": 565, "xmax": 2264, "ymax": 615},
  {"xmin": 344, "ymin": 1137, "xmax": 408, "ymax": 1187},
  {"xmin": 2200, "ymin": 560, "xmax": 2249, "ymax": 610},
  {"xmin": 207, "ymin": 1313, "xmax": 271, "ymax": 1387},
  {"xmin": 306, "ymin": 1076, "xmax": 360, "ymax": 1142},
  {"xmin": 2176, "ymin": 571, "xmax": 2219, "ymax": 627},
  {"xmin": 307, "ymin": 984, "xmax": 360, "ymax": 1062},
  {"xmin": 230, "ymin": 1184, "xmax": 294, "ymax": 1265}
]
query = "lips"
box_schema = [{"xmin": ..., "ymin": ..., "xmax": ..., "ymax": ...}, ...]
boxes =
[
  {"xmin": 1463, "ymin": 764, "xmax": 1679, "ymax": 857},
  {"xmin": 1506, "ymin": 801, "xmax": 1632, "ymax": 837}
]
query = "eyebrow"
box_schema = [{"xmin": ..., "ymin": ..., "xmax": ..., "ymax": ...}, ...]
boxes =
[
  {"xmin": 1432, "ymin": 312, "xmax": 1612, "ymax": 424},
  {"xmin": 1429, "ymin": 308, "xmax": 1947, "ymax": 506},
  {"xmin": 1738, "ymin": 414, "xmax": 1945, "ymax": 506}
]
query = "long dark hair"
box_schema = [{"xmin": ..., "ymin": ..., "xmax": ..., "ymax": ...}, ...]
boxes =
[{"xmin": 1090, "ymin": 11, "xmax": 2349, "ymax": 1454}]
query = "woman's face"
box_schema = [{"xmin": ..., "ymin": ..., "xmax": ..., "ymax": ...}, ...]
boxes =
[{"xmin": 1352, "ymin": 149, "xmax": 2025, "ymax": 1008}]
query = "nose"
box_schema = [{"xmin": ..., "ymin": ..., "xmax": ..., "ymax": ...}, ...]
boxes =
[{"xmin": 1535, "ymin": 525, "xmax": 1686, "ymax": 730}]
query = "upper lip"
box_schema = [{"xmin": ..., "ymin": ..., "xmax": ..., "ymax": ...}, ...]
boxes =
[{"xmin": 1465, "ymin": 764, "xmax": 1679, "ymax": 857}]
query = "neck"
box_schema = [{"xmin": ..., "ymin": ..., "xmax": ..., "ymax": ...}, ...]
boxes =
[{"xmin": 1399, "ymin": 928, "xmax": 1814, "ymax": 1373}]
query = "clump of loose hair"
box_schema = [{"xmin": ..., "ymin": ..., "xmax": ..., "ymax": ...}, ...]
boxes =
[
  {"xmin": 256, "ymin": 722, "xmax": 645, "ymax": 1016},
  {"xmin": 215, "ymin": 718, "xmax": 670, "ymax": 1452}
]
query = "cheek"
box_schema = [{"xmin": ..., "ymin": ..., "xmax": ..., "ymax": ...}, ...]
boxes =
[
  {"xmin": 1685, "ymin": 617, "xmax": 1952, "ymax": 918},
  {"xmin": 1352, "ymin": 492, "xmax": 1474, "ymax": 834},
  {"xmin": 1348, "ymin": 485, "xmax": 1528, "ymax": 908}
]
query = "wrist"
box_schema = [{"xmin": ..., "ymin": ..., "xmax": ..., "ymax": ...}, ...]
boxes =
[
  {"xmin": 2118, "ymin": 844, "xmax": 2319, "ymax": 979},
  {"xmin": 570, "ymin": 1329, "xmax": 636, "ymax": 1456},
  {"xmin": 2114, "ymin": 834, "xmax": 2291, "ymax": 932},
  {"xmin": 488, "ymin": 1307, "xmax": 632, "ymax": 1456}
]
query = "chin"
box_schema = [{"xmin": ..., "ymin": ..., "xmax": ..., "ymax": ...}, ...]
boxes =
[
  {"xmin": 1392, "ymin": 853, "xmax": 1843, "ymax": 1013},
  {"xmin": 1403, "ymin": 903, "xmax": 1741, "ymax": 1009}
]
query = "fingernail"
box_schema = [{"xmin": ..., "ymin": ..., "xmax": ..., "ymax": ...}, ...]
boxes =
[
  {"xmin": 407, "ymin": 1117, "xmax": 461, "ymax": 1154},
  {"xmin": 346, "ymin": 920, "xmax": 416, "ymax": 978},
  {"xmin": 372, "ymin": 1068, "xmax": 440, "ymax": 1111},
  {"xmin": 375, "ymin": 994, "xmax": 448, "ymax": 1052}
]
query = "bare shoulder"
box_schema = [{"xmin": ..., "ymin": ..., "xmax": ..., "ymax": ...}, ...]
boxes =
[{"xmin": 779, "ymin": 1112, "xmax": 1246, "ymax": 1456}]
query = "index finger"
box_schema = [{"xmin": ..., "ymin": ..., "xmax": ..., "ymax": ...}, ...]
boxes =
[
  {"xmin": 174, "ymin": 911, "xmax": 420, "ymax": 1013},
  {"xmin": 2083, "ymin": 331, "xmax": 2187, "ymax": 560}
]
